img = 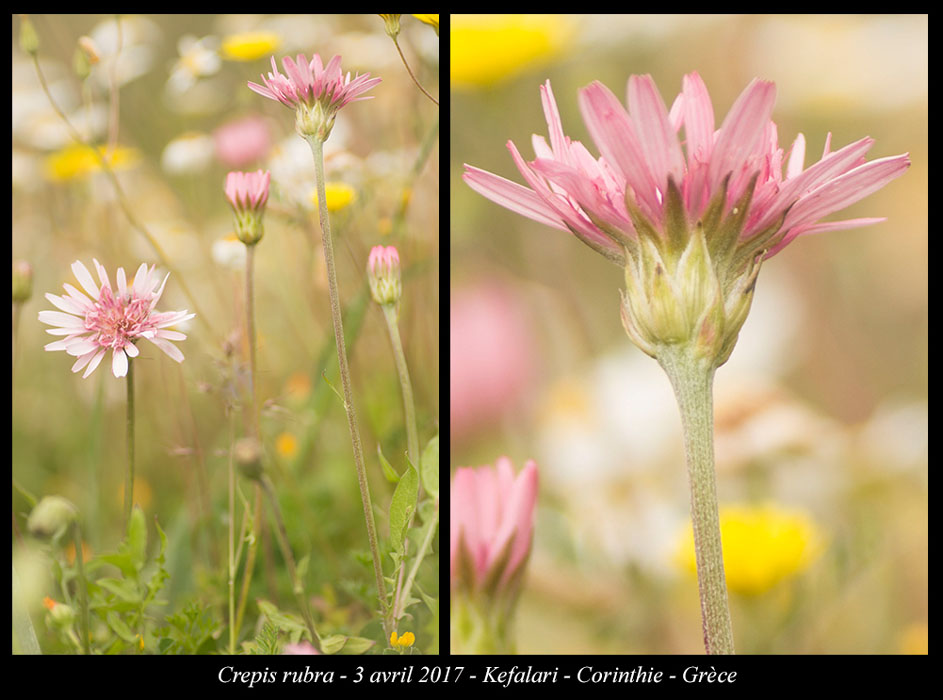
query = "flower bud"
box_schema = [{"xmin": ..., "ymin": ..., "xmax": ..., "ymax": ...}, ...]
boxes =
[
  {"xmin": 233, "ymin": 437, "xmax": 264, "ymax": 481},
  {"xmin": 367, "ymin": 245, "xmax": 402, "ymax": 308},
  {"xmin": 27, "ymin": 496, "xmax": 79, "ymax": 540},
  {"xmin": 12, "ymin": 260, "xmax": 33, "ymax": 303},
  {"xmin": 225, "ymin": 170, "xmax": 270, "ymax": 246},
  {"xmin": 378, "ymin": 14, "xmax": 402, "ymax": 39},
  {"xmin": 44, "ymin": 597, "xmax": 76, "ymax": 627},
  {"xmin": 19, "ymin": 15, "xmax": 39, "ymax": 56}
]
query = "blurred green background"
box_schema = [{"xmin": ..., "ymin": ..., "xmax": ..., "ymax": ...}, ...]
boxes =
[
  {"xmin": 13, "ymin": 13, "xmax": 439, "ymax": 653},
  {"xmin": 450, "ymin": 14, "xmax": 926, "ymax": 654}
]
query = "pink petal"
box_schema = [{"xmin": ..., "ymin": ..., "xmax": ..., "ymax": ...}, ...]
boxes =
[
  {"xmin": 627, "ymin": 74, "xmax": 685, "ymax": 191},
  {"xmin": 462, "ymin": 166, "xmax": 568, "ymax": 231},
  {"xmin": 708, "ymin": 78, "xmax": 776, "ymax": 192}
]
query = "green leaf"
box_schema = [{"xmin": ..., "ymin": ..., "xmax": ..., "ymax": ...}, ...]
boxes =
[
  {"xmin": 420, "ymin": 434, "xmax": 439, "ymax": 500},
  {"xmin": 97, "ymin": 552, "xmax": 136, "ymax": 578},
  {"xmin": 126, "ymin": 506, "xmax": 147, "ymax": 571},
  {"xmin": 389, "ymin": 456, "xmax": 419, "ymax": 555},
  {"xmin": 106, "ymin": 610, "xmax": 137, "ymax": 642},
  {"xmin": 319, "ymin": 634, "xmax": 350, "ymax": 655},
  {"xmin": 96, "ymin": 577, "xmax": 142, "ymax": 604},
  {"xmin": 339, "ymin": 636, "xmax": 375, "ymax": 655},
  {"xmin": 377, "ymin": 443, "xmax": 400, "ymax": 483}
]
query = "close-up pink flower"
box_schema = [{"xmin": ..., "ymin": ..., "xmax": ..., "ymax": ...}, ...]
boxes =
[
  {"xmin": 450, "ymin": 457, "xmax": 539, "ymax": 595},
  {"xmin": 39, "ymin": 259, "xmax": 195, "ymax": 379},
  {"xmin": 463, "ymin": 72, "xmax": 910, "ymax": 265},
  {"xmin": 248, "ymin": 53, "xmax": 381, "ymax": 113},
  {"xmin": 214, "ymin": 116, "xmax": 271, "ymax": 167}
]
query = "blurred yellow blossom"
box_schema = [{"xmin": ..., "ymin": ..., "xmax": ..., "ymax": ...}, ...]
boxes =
[
  {"xmin": 412, "ymin": 14, "xmax": 439, "ymax": 34},
  {"xmin": 897, "ymin": 622, "xmax": 928, "ymax": 654},
  {"xmin": 221, "ymin": 31, "xmax": 281, "ymax": 61},
  {"xmin": 45, "ymin": 144, "xmax": 140, "ymax": 182},
  {"xmin": 677, "ymin": 503, "xmax": 824, "ymax": 595},
  {"xmin": 276, "ymin": 432, "xmax": 299, "ymax": 459},
  {"xmin": 116, "ymin": 478, "xmax": 153, "ymax": 511},
  {"xmin": 451, "ymin": 14, "xmax": 572, "ymax": 89},
  {"xmin": 311, "ymin": 182, "xmax": 356, "ymax": 212}
]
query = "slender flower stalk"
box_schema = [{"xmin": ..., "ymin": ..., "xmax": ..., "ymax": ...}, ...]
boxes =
[
  {"xmin": 367, "ymin": 246, "xmax": 418, "ymax": 466},
  {"xmin": 249, "ymin": 52, "xmax": 390, "ymax": 638},
  {"xmin": 225, "ymin": 169, "xmax": 270, "ymax": 647},
  {"xmin": 378, "ymin": 15, "xmax": 438, "ymax": 106},
  {"xmin": 124, "ymin": 360, "xmax": 135, "ymax": 530},
  {"xmin": 309, "ymin": 135, "xmax": 390, "ymax": 639},
  {"xmin": 464, "ymin": 72, "xmax": 909, "ymax": 654},
  {"xmin": 227, "ymin": 410, "xmax": 236, "ymax": 654}
]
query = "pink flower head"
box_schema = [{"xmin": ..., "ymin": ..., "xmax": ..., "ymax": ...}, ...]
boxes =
[
  {"xmin": 249, "ymin": 53, "xmax": 381, "ymax": 111},
  {"xmin": 214, "ymin": 116, "xmax": 271, "ymax": 167},
  {"xmin": 248, "ymin": 53, "xmax": 380, "ymax": 141},
  {"xmin": 463, "ymin": 73, "xmax": 910, "ymax": 264},
  {"xmin": 224, "ymin": 169, "xmax": 270, "ymax": 212},
  {"xmin": 367, "ymin": 245, "xmax": 402, "ymax": 307},
  {"xmin": 39, "ymin": 260, "xmax": 195, "ymax": 379},
  {"xmin": 450, "ymin": 458, "xmax": 538, "ymax": 597}
]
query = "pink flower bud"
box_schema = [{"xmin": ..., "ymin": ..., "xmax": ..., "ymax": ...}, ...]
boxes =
[
  {"xmin": 366, "ymin": 245, "xmax": 401, "ymax": 306},
  {"xmin": 225, "ymin": 169, "xmax": 270, "ymax": 245},
  {"xmin": 450, "ymin": 458, "xmax": 538, "ymax": 597}
]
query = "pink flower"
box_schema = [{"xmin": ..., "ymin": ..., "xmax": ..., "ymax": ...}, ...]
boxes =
[
  {"xmin": 214, "ymin": 116, "xmax": 271, "ymax": 167},
  {"xmin": 450, "ymin": 458, "xmax": 538, "ymax": 595},
  {"xmin": 39, "ymin": 260, "xmax": 194, "ymax": 379},
  {"xmin": 366, "ymin": 245, "xmax": 401, "ymax": 306},
  {"xmin": 450, "ymin": 283, "xmax": 536, "ymax": 440},
  {"xmin": 282, "ymin": 641, "xmax": 320, "ymax": 655},
  {"xmin": 463, "ymin": 73, "xmax": 910, "ymax": 264},
  {"xmin": 248, "ymin": 53, "xmax": 380, "ymax": 115},
  {"xmin": 224, "ymin": 169, "xmax": 270, "ymax": 212}
]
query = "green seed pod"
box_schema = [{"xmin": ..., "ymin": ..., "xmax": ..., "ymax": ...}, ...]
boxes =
[{"xmin": 27, "ymin": 496, "xmax": 78, "ymax": 540}]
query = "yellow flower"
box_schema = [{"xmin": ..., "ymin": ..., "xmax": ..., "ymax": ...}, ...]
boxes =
[
  {"xmin": 411, "ymin": 14, "xmax": 439, "ymax": 34},
  {"xmin": 897, "ymin": 622, "xmax": 928, "ymax": 654},
  {"xmin": 276, "ymin": 432, "xmax": 299, "ymax": 459},
  {"xmin": 390, "ymin": 630, "xmax": 415, "ymax": 648},
  {"xmin": 220, "ymin": 31, "xmax": 281, "ymax": 61},
  {"xmin": 116, "ymin": 478, "xmax": 153, "ymax": 511},
  {"xmin": 451, "ymin": 14, "xmax": 572, "ymax": 89},
  {"xmin": 45, "ymin": 144, "xmax": 140, "ymax": 182},
  {"xmin": 677, "ymin": 503, "xmax": 824, "ymax": 596},
  {"xmin": 311, "ymin": 182, "xmax": 357, "ymax": 212}
]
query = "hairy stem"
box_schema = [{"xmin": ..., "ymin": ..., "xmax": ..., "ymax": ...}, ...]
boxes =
[
  {"xmin": 124, "ymin": 360, "xmax": 135, "ymax": 534},
  {"xmin": 307, "ymin": 135, "xmax": 390, "ymax": 640},
  {"xmin": 657, "ymin": 344, "xmax": 734, "ymax": 655}
]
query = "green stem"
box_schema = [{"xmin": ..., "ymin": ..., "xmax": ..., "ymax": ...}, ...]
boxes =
[
  {"xmin": 245, "ymin": 244, "xmax": 260, "ymax": 437},
  {"xmin": 381, "ymin": 304, "xmax": 420, "ymax": 468},
  {"xmin": 307, "ymin": 135, "xmax": 390, "ymax": 640},
  {"xmin": 125, "ymin": 360, "xmax": 135, "ymax": 534},
  {"xmin": 260, "ymin": 476, "xmax": 320, "ymax": 647},
  {"xmin": 228, "ymin": 411, "xmax": 236, "ymax": 654},
  {"xmin": 72, "ymin": 525, "xmax": 91, "ymax": 655},
  {"xmin": 394, "ymin": 499, "xmax": 438, "ymax": 621},
  {"xmin": 656, "ymin": 344, "xmax": 734, "ymax": 655},
  {"xmin": 390, "ymin": 35, "xmax": 438, "ymax": 106}
]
